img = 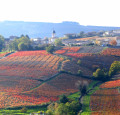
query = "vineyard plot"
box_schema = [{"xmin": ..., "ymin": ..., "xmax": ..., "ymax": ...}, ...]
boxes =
[
  {"xmin": 90, "ymin": 79, "xmax": 120, "ymax": 114},
  {"xmin": 0, "ymin": 51, "xmax": 64, "ymax": 80}
]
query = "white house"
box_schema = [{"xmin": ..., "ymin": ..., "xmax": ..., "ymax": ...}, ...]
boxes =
[{"xmin": 116, "ymin": 37, "xmax": 120, "ymax": 46}]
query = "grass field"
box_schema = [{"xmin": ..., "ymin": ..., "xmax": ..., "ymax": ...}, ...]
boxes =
[{"xmin": 0, "ymin": 105, "xmax": 47, "ymax": 115}]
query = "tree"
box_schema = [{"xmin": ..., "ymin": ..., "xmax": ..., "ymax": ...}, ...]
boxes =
[
  {"xmin": 77, "ymin": 70, "xmax": 83, "ymax": 76},
  {"xmin": 46, "ymin": 110, "xmax": 54, "ymax": 115},
  {"xmin": 75, "ymin": 80, "xmax": 88, "ymax": 103},
  {"xmin": 77, "ymin": 60, "xmax": 81, "ymax": 65},
  {"xmin": 59, "ymin": 95, "xmax": 69, "ymax": 104},
  {"xmin": 67, "ymin": 101, "xmax": 82, "ymax": 115},
  {"xmin": 86, "ymin": 31, "xmax": 97, "ymax": 37},
  {"xmin": 109, "ymin": 40, "xmax": 117, "ymax": 46},
  {"xmin": 47, "ymin": 100, "xmax": 82, "ymax": 115},
  {"xmin": 95, "ymin": 40, "xmax": 101, "ymax": 46},
  {"xmin": 93, "ymin": 68, "xmax": 109, "ymax": 81},
  {"xmin": 18, "ymin": 42, "xmax": 28, "ymax": 51},
  {"xmin": 8, "ymin": 35, "xmax": 32, "ymax": 51},
  {"xmin": 109, "ymin": 61, "xmax": 120, "ymax": 77},
  {"xmin": 8, "ymin": 39, "xmax": 19, "ymax": 51},
  {"xmin": 55, "ymin": 101, "xmax": 82, "ymax": 115},
  {"xmin": 20, "ymin": 107, "xmax": 27, "ymax": 113},
  {"xmin": 55, "ymin": 103, "xmax": 68, "ymax": 115},
  {"xmin": 78, "ymin": 31, "xmax": 85, "ymax": 38},
  {"xmin": 46, "ymin": 45, "xmax": 55, "ymax": 54},
  {"xmin": 0, "ymin": 35, "xmax": 5, "ymax": 51},
  {"xmin": 54, "ymin": 39, "xmax": 62, "ymax": 46},
  {"xmin": 93, "ymin": 68, "xmax": 105, "ymax": 78}
]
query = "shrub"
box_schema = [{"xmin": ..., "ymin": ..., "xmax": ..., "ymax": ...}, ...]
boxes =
[
  {"xmin": 77, "ymin": 70, "xmax": 83, "ymax": 76},
  {"xmin": 109, "ymin": 61, "xmax": 120, "ymax": 77},
  {"xmin": 46, "ymin": 45, "xmax": 55, "ymax": 54},
  {"xmin": 93, "ymin": 68, "xmax": 105, "ymax": 78},
  {"xmin": 77, "ymin": 60, "xmax": 81, "ymax": 65},
  {"xmin": 55, "ymin": 101, "xmax": 82, "ymax": 115},
  {"xmin": 93, "ymin": 68, "xmax": 109, "ymax": 81},
  {"xmin": 46, "ymin": 110, "xmax": 54, "ymax": 115},
  {"xmin": 59, "ymin": 95, "xmax": 69, "ymax": 104},
  {"xmin": 20, "ymin": 107, "xmax": 27, "ymax": 113}
]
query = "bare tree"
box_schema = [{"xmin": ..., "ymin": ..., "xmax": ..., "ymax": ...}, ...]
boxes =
[{"xmin": 75, "ymin": 80, "xmax": 88, "ymax": 104}]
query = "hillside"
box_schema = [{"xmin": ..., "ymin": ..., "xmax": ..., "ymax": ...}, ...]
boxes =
[
  {"xmin": 0, "ymin": 50, "xmax": 92, "ymax": 108},
  {"xmin": 1, "ymin": 21, "xmax": 120, "ymax": 38},
  {"xmin": 0, "ymin": 47, "xmax": 119, "ymax": 114}
]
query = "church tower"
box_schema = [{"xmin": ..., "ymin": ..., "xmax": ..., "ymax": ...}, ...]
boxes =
[{"xmin": 52, "ymin": 30, "xmax": 56, "ymax": 38}]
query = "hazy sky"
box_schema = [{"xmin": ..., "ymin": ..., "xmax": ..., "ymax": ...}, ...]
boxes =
[{"xmin": 0, "ymin": 0, "xmax": 120, "ymax": 26}]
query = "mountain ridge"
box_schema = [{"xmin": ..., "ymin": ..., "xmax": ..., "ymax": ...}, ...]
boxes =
[{"xmin": 0, "ymin": 21, "xmax": 120, "ymax": 38}]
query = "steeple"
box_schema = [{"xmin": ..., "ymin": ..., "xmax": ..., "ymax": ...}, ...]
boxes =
[{"xmin": 52, "ymin": 30, "xmax": 56, "ymax": 38}]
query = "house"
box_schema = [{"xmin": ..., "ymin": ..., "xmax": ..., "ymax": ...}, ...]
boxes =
[
  {"xmin": 116, "ymin": 37, "xmax": 120, "ymax": 46},
  {"xmin": 64, "ymin": 33, "xmax": 77, "ymax": 38},
  {"xmin": 62, "ymin": 39, "xmax": 93, "ymax": 46},
  {"xmin": 9, "ymin": 36, "xmax": 19, "ymax": 40},
  {"xmin": 41, "ymin": 37, "xmax": 49, "ymax": 44},
  {"xmin": 31, "ymin": 38, "xmax": 42, "ymax": 48},
  {"xmin": 62, "ymin": 39, "xmax": 77, "ymax": 46}
]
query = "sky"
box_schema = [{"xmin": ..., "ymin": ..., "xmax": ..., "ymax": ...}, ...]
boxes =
[{"xmin": 0, "ymin": 0, "xmax": 120, "ymax": 27}]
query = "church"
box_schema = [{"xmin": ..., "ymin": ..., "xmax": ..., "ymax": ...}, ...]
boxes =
[{"xmin": 49, "ymin": 30, "xmax": 58, "ymax": 43}]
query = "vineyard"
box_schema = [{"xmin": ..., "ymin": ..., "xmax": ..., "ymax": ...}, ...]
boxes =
[
  {"xmin": 61, "ymin": 59, "xmax": 93, "ymax": 76},
  {"xmin": 0, "ymin": 50, "xmax": 65, "ymax": 108},
  {"xmin": 90, "ymin": 79, "xmax": 120, "ymax": 114},
  {"xmin": 101, "ymin": 48, "xmax": 120, "ymax": 56},
  {"xmin": 0, "ymin": 47, "xmax": 119, "ymax": 112},
  {"xmin": 55, "ymin": 47, "xmax": 120, "ymax": 73},
  {"xmin": 55, "ymin": 46, "xmax": 120, "ymax": 114},
  {"xmin": 54, "ymin": 47, "xmax": 81, "ymax": 54},
  {"xmin": 0, "ymin": 50, "xmax": 63, "ymax": 80},
  {"xmin": 27, "ymin": 73, "xmax": 92, "ymax": 97},
  {"xmin": 0, "ymin": 50, "xmax": 93, "ymax": 108},
  {"xmin": 0, "ymin": 52, "xmax": 10, "ymax": 58},
  {"xmin": 55, "ymin": 46, "xmax": 104, "ymax": 55}
]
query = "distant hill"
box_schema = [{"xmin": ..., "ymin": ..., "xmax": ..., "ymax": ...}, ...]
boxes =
[{"xmin": 0, "ymin": 21, "xmax": 120, "ymax": 38}]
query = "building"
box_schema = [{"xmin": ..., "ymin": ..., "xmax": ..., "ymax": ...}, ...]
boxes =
[
  {"xmin": 64, "ymin": 33, "xmax": 77, "ymax": 38},
  {"xmin": 49, "ymin": 30, "xmax": 58, "ymax": 43},
  {"xmin": 31, "ymin": 38, "xmax": 42, "ymax": 47},
  {"xmin": 116, "ymin": 37, "xmax": 120, "ymax": 46},
  {"xmin": 41, "ymin": 37, "xmax": 49, "ymax": 44}
]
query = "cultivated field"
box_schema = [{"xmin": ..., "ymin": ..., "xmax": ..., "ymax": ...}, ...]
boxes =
[
  {"xmin": 0, "ymin": 51, "xmax": 63, "ymax": 80},
  {"xmin": 90, "ymin": 79, "xmax": 120, "ymax": 114},
  {"xmin": 0, "ymin": 47, "xmax": 120, "ymax": 111},
  {"xmin": 0, "ymin": 50, "xmax": 92, "ymax": 108}
]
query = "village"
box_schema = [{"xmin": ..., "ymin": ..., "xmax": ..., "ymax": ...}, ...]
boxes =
[{"xmin": 3, "ymin": 29, "xmax": 120, "ymax": 50}]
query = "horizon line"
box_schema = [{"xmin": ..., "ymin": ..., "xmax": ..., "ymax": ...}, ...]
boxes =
[{"xmin": 0, "ymin": 20, "xmax": 120, "ymax": 27}]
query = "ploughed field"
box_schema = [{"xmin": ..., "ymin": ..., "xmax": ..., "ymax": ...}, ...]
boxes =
[{"xmin": 0, "ymin": 50, "xmax": 92, "ymax": 108}]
